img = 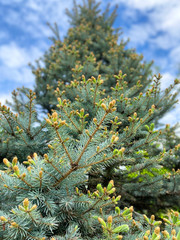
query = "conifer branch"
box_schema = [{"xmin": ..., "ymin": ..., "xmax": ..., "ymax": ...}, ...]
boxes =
[
  {"xmin": 61, "ymin": 105, "xmax": 81, "ymax": 133},
  {"xmin": 52, "ymin": 168, "xmax": 73, "ymax": 187},
  {"xmin": 83, "ymin": 143, "xmax": 112, "ymax": 165},
  {"xmin": 82, "ymin": 198, "xmax": 102, "ymax": 215},
  {"xmin": 45, "ymin": 155, "xmax": 64, "ymax": 176},
  {"xmin": 55, "ymin": 128, "xmax": 74, "ymax": 166},
  {"xmin": 0, "ymin": 109, "xmax": 15, "ymax": 136},
  {"xmin": 14, "ymin": 186, "xmax": 29, "ymax": 191},
  {"xmin": 93, "ymin": 82, "xmax": 98, "ymax": 108},
  {"xmin": 75, "ymin": 110, "xmax": 109, "ymax": 165},
  {"xmin": 42, "ymin": 168, "xmax": 59, "ymax": 181},
  {"xmin": 32, "ymin": 123, "xmax": 47, "ymax": 138},
  {"xmin": 27, "ymin": 91, "xmax": 33, "ymax": 135},
  {"xmin": 78, "ymin": 155, "xmax": 115, "ymax": 169}
]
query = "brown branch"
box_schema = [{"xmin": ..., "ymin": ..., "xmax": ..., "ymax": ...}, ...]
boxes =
[
  {"xmin": 61, "ymin": 106, "xmax": 81, "ymax": 133},
  {"xmin": 75, "ymin": 111, "xmax": 108, "ymax": 165},
  {"xmin": 77, "ymin": 155, "xmax": 115, "ymax": 169},
  {"xmin": 47, "ymin": 159, "xmax": 64, "ymax": 176},
  {"xmin": 82, "ymin": 198, "xmax": 102, "ymax": 215},
  {"xmin": 81, "ymin": 143, "xmax": 112, "ymax": 166},
  {"xmin": 55, "ymin": 128, "xmax": 73, "ymax": 166},
  {"xmin": 52, "ymin": 168, "xmax": 74, "ymax": 187},
  {"xmin": 32, "ymin": 122, "xmax": 47, "ymax": 138},
  {"xmin": 18, "ymin": 176, "xmax": 33, "ymax": 188},
  {"xmin": 1, "ymin": 111, "xmax": 15, "ymax": 136}
]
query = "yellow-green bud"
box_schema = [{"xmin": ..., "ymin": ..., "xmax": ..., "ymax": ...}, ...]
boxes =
[
  {"xmin": 101, "ymin": 103, "xmax": 107, "ymax": 111},
  {"xmin": 107, "ymin": 216, "xmax": 113, "ymax": 223},
  {"xmin": 11, "ymin": 222, "xmax": 18, "ymax": 228},
  {"xmin": 172, "ymin": 229, "xmax": 176, "ymax": 236},
  {"xmin": 13, "ymin": 165, "xmax": 20, "ymax": 176},
  {"xmin": 162, "ymin": 230, "xmax": 170, "ymax": 238},
  {"xmin": 33, "ymin": 153, "xmax": 38, "ymax": 160},
  {"xmin": 12, "ymin": 157, "xmax": 18, "ymax": 165},
  {"xmin": 39, "ymin": 171, "xmax": 43, "ymax": 178},
  {"xmin": 154, "ymin": 227, "xmax": 160, "ymax": 235},
  {"xmin": 117, "ymin": 236, "xmax": 123, "ymax": 240},
  {"xmin": 174, "ymin": 211, "xmax": 179, "ymax": 217},
  {"xmin": 0, "ymin": 216, "xmax": 7, "ymax": 222},
  {"xmin": 30, "ymin": 205, "xmax": 37, "ymax": 211},
  {"xmin": 98, "ymin": 217, "xmax": 106, "ymax": 228},
  {"xmin": 151, "ymin": 215, "xmax": 155, "ymax": 222},
  {"xmin": 113, "ymin": 224, "xmax": 129, "ymax": 233},
  {"xmin": 3, "ymin": 158, "xmax": 11, "ymax": 167},
  {"xmin": 23, "ymin": 198, "xmax": 29, "ymax": 209},
  {"xmin": 108, "ymin": 187, "xmax": 116, "ymax": 194},
  {"xmin": 46, "ymin": 119, "xmax": 52, "ymax": 124},
  {"xmin": 52, "ymin": 111, "xmax": 58, "ymax": 120},
  {"xmin": 107, "ymin": 180, "xmax": 114, "ymax": 191}
]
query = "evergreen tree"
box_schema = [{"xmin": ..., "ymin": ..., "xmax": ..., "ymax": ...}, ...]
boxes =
[
  {"xmin": 0, "ymin": 0, "xmax": 180, "ymax": 227},
  {"xmin": 31, "ymin": 0, "xmax": 179, "ymax": 213},
  {"xmin": 33, "ymin": 0, "xmax": 153, "ymax": 113},
  {"xmin": 0, "ymin": 79, "xmax": 180, "ymax": 239}
]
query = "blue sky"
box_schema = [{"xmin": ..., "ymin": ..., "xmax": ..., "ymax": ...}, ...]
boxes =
[{"xmin": 0, "ymin": 0, "xmax": 179, "ymax": 125}]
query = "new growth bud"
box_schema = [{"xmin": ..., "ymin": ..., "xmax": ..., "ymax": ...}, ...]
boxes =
[
  {"xmin": 3, "ymin": 158, "xmax": 11, "ymax": 167},
  {"xmin": 23, "ymin": 198, "xmax": 29, "ymax": 209},
  {"xmin": 0, "ymin": 216, "xmax": 7, "ymax": 222},
  {"xmin": 12, "ymin": 157, "xmax": 18, "ymax": 165},
  {"xmin": 101, "ymin": 103, "xmax": 106, "ymax": 111}
]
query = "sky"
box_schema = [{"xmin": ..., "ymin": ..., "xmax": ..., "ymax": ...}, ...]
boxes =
[{"xmin": 0, "ymin": 0, "xmax": 179, "ymax": 126}]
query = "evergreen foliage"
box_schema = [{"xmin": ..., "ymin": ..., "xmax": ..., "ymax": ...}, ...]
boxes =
[
  {"xmin": 33, "ymin": 0, "xmax": 153, "ymax": 113},
  {"xmin": 2, "ymin": 0, "xmax": 177, "ymax": 213},
  {"xmin": 0, "ymin": 0, "xmax": 180, "ymax": 239},
  {"xmin": 0, "ymin": 88, "xmax": 49, "ymax": 161},
  {"xmin": 0, "ymin": 90, "xmax": 180, "ymax": 239}
]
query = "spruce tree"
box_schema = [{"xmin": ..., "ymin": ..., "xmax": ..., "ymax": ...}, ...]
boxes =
[
  {"xmin": 31, "ymin": 0, "xmax": 179, "ymax": 213},
  {"xmin": 0, "ymin": 78, "xmax": 180, "ymax": 239},
  {"xmin": 0, "ymin": 0, "xmax": 180, "ymax": 227},
  {"xmin": 33, "ymin": 0, "xmax": 153, "ymax": 113}
]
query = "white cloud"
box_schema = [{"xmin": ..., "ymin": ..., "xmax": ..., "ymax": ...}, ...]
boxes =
[
  {"xmin": 0, "ymin": 93, "xmax": 12, "ymax": 106},
  {"xmin": 0, "ymin": 43, "xmax": 30, "ymax": 68},
  {"xmin": 111, "ymin": 0, "xmax": 180, "ymax": 63},
  {"xmin": 0, "ymin": 65, "xmax": 34, "ymax": 84},
  {"xmin": 111, "ymin": 0, "xmax": 175, "ymax": 11},
  {"xmin": 0, "ymin": 0, "xmax": 78, "ymax": 93},
  {"xmin": 110, "ymin": 0, "xmax": 180, "ymax": 126},
  {"xmin": 124, "ymin": 24, "xmax": 155, "ymax": 45},
  {"xmin": 0, "ymin": 0, "xmax": 79, "ymax": 39},
  {"xmin": 159, "ymin": 105, "xmax": 180, "ymax": 125},
  {"xmin": 0, "ymin": 42, "xmax": 43, "ymax": 84},
  {"xmin": 160, "ymin": 72, "xmax": 175, "ymax": 90},
  {"xmin": 169, "ymin": 46, "xmax": 180, "ymax": 68}
]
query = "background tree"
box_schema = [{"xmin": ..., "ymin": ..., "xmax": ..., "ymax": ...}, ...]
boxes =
[
  {"xmin": 33, "ymin": 0, "xmax": 153, "ymax": 113},
  {"xmin": 0, "ymin": 0, "xmax": 180, "ymax": 217},
  {"xmin": 0, "ymin": 88, "xmax": 49, "ymax": 162}
]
